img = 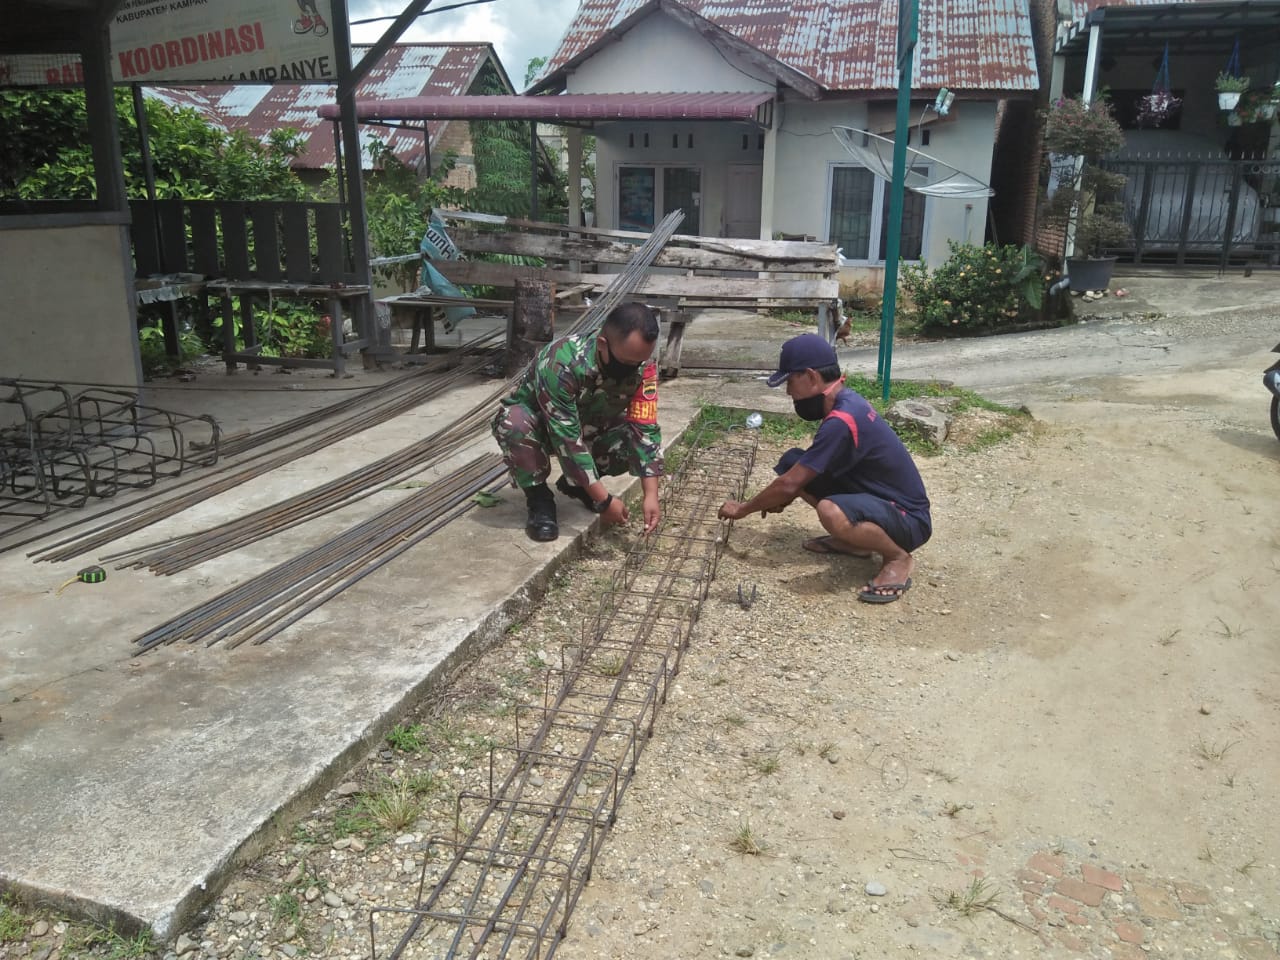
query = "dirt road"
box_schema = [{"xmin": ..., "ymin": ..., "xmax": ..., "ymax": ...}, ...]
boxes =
[{"xmin": 550, "ymin": 309, "xmax": 1280, "ymax": 959}]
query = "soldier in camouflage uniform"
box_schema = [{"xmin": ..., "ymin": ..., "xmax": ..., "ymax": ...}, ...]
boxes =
[{"xmin": 491, "ymin": 302, "xmax": 663, "ymax": 542}]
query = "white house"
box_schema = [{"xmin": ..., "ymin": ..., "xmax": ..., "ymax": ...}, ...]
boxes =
[{"xmin": 531, "ymin": 0, "xmax": 1040, "ymax": 282}]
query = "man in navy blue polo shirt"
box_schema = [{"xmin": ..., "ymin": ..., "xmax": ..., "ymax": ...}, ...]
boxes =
[{"xmin": 718, "ymin": 334, "xmax": 931, "ymax": 603}]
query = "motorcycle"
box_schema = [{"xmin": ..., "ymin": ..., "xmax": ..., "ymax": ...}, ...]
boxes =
[{"xmin": 1267, "ymin": 342, "xmax": 1280, "ymax": 441}]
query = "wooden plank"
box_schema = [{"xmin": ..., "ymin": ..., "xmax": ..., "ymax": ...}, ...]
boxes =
[
  {"xmin": 188, "ymin": 202, "xmax": 220, "ymax": 277},
  {"xmin": 432, "ymin": 260, "xmax": 839, "ymax": 301},
  {"xmin": 447, "ymin": 227, "xmax": 837, "ymax": 274},
  {"xmin": 439, "ymin": 210, "xmax": 838, "ymax": 263},
  {"xmin": 679, "ymin": 299, "xmax": 837, "ymax": 309},
  {"xmin": 281, "ymin": 205, "xmax": 312, "ymax": 283},
  {"xmin": 129, "ymin": 199, "xmax": 161, "ymax": 276},
  {"xmin": 219, "ymin": 203, "xmax": 251, "ymax": 280},
  {"xmin": 155, "ymin": 198, "xmax": 188, "ymax": 273},
  {"xmin": 314, "ymin": 204, "xmax": 345, "ymax": 282},
  {"xmin": 248, "ymin": 203, "xmax": 283, "ymax": 281}
]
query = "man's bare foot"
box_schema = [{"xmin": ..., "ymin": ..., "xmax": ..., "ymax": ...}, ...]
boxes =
[{"xmin": 858, "ymin": 557, "xmax": 915, "ymax": 604}]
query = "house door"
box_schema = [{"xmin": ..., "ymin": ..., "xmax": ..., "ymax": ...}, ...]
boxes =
[{"xmin": 725, "ymin": 164, "xmax": 762, "ymax": 238}]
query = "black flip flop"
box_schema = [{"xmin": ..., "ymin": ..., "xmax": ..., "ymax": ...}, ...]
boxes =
[{"xmin": 857, "ymin": 578, "xmax": 913, "ymax": 604}]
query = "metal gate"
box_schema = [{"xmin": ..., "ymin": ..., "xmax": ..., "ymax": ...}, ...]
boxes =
[{"xmin": 1103, "ymin": 155, "xmax": 1280, "ymax": 267}]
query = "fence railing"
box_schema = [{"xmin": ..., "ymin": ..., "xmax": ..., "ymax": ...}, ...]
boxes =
[
  {"xmin": 129, "ymin": 199, "xmax": 359, "ymax": 284},
  {"xmin": 1102, "ymin": 155, "xmax": 1280, "ymax": 266}
]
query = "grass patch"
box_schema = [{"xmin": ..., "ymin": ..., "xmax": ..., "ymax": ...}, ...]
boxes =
[
  {"xmin": 751, "ymin": 752, "xmax": 782, "ymax": 776},
  {"xmin": 963, "ymin": 426, "xmax": 1017, "ymax": 453},
  {"xmin": 386, "ymin": 723, "xmax": 428, "ymax": 753},
  {"xmin": 936, "ymin": 877, "xmax": 1001, "ymax": 917},
  {"xmin": 0, "ymin": 897, "xmax": 27, "ymax": 943},
  {"xmin": 363, "ymin": 777, "xmax": 425, "ymax": 832},
  {"xmin": 63, "ymin": 924, "xmax": 155, "ymax": 959},
  {"xmin": 729, "ymin": 821, "xmax": 767, "ymax": 856},
  {"xmin": 681, "ymin": 379, "xmax": 1029, "ymax": 461},
  {"xmin": 270, "ymin": 891, "xmax": 302, "ymax": 924},
  {"xmin": 1194, "ymin": 735, "xmax": 1240, "ymax": 763}
]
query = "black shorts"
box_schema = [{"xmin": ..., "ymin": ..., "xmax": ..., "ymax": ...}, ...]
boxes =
[
  {"xmin": 825, "ymin": 492, "xmax": 930, "ymax": 553},
  {"xmin": 775, "ymin": 447, "xmax": 931, "ymax": 552}
]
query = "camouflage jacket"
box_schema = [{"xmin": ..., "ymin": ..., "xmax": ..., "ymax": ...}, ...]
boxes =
[{"xmin": 500, "ymin": 332, "xmax": 663, "ymax": 484}]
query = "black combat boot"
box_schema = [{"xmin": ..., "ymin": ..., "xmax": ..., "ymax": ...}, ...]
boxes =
[
  {"xmin": 555, "ymin": 474, "xmax": 595, "ymax": 511},
  {"xmin": 524, "ymin": 483, "xmax": 558, "ymax": 542}
]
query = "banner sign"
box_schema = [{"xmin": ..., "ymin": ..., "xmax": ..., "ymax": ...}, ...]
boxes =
[{"xmin": 0, "ymin": 0, "xmax": 339, "ymax": 87}]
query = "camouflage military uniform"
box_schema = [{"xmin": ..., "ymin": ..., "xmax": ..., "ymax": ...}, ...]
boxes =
[{"xmin": 491, "ymin": 332, "xmax": 663, "ymax": 490}]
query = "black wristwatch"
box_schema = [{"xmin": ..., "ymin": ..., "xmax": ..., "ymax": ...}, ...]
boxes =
[{"xmin": 589, "ymin": 493, "xmax": 614, "ymax": 514}]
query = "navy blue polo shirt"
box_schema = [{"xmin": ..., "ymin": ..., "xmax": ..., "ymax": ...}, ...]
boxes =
[{"xmin": 794, "ymin": 387, "xmax": 931, "ymax": 525}]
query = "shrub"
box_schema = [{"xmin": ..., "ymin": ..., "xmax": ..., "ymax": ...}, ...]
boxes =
[{"xmin": 900, "ymin": 241, "xmax": 1048, "ymax": 335}]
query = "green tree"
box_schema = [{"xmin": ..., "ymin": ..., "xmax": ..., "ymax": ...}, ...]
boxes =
[{"xmin": 0, "ymin": 88, "xmax": 308, "ymax": 201}]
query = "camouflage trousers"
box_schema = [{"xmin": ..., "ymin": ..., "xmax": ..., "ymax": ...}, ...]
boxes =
[{"xmin": 491, "ymin": 402, "xmax": 641, "ymax": 489}]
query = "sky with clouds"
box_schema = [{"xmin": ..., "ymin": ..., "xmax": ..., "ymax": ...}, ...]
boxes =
[{"xmin": 348, "ymin": 1, "xmax": 582, "ymax": 89}]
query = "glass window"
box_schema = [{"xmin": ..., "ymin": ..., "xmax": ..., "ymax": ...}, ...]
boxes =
[
  {"xmin": 618, "ymin": 167, "xmax": 655, "ymax": 231},
  {"xmin": 828, "ymin": 165, "xmax": 929, "ymax": 263},
  {"xmin": 878, "ymin": 180, "xmax": 927, "ymax": 262},
  {"xmin": 829, "ymin": 167, "xmax": 875, "ymax": 261}
]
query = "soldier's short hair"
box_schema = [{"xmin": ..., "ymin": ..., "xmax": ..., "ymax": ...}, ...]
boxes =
[{"xmin": 602, "ymin": 302, "xmax": 659, "ymax": 343}]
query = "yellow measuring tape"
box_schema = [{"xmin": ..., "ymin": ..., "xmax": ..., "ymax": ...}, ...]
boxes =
[{"xmin": 55, "ymin": 565, "xmax": 107, "ymax": 596}]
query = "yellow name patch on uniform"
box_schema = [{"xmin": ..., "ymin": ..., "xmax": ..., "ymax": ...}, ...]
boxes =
[{"xmin": 626, "ymin": 362, "xmax": 659, "ymax": 424}]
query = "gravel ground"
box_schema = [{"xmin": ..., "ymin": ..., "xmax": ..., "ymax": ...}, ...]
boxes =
[{"xmin": 3, "ymin": 346, "xmax": 1278, "ymax": 960}]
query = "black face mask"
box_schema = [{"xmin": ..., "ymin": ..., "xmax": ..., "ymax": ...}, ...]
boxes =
[
  {"xmin": 792, "ymin": 393, "xmax": 828, "ymax": 422},
  {"xmin": 599, "ymin": 339, "xmax": 641, "ymax": 380}
]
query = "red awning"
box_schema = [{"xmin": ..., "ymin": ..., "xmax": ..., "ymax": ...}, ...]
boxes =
[{"xmin": 317, "ymin": 92, "xmax": 774, "ymax": 123}]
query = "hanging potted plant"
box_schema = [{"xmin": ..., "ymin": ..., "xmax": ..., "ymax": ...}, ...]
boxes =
[
  {"xmin": 1041, "ymin": 96, "xmax": 1130, "ymax": 293},
  {"xmin": 1137, "ymin": 43, "xmax": 1182, "ymax": 128},
  {"xmin": 1217, "ymin": 72, "xmax": 1250, "ymax": 110}
]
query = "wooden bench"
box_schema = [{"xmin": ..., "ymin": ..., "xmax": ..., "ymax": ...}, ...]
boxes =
[{"xmin": 129, "ymin": 199, "xmax": 371, "ymax": 375}]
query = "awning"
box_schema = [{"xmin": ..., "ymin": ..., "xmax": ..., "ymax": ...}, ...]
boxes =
[
  {"xmin": 317, "ymin": 92, "xmax": 775, "ymax": 125},
  {"xmin": 1057, "ymin": 1, "xmax": 1280, "ymax": 55}
]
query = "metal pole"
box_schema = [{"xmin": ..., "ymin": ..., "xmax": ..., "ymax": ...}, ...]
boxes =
[
  {"xmin": 330, "ymin": 0, "xmax": 374, "ymax": 347},
  {"xmin": 529, "ymin": 120, "xmax": 540, "ymax": 221},
  {"xmin": 877, "ymin": 0, "xmax": 917, "ymax": 402}
]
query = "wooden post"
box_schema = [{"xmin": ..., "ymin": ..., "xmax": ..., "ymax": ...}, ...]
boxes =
[{"xmin": 507, "ymin": 279, "xmax": 556, "ymax": 377}]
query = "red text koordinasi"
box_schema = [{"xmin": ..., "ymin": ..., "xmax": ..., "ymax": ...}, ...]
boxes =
[{"xmin": 118, "ymin": 22, "xmax": 265, "ymax": 78}]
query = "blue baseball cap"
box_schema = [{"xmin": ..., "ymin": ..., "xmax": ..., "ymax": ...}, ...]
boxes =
[{"xmin": 766, "ymin": 334, "xmax": 838, "ymax": 387}]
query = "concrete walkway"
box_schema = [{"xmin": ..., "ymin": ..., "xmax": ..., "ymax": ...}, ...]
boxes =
[{"xmin": 1, "ymin": 270, "xmax": 1276, "ymax": 938}]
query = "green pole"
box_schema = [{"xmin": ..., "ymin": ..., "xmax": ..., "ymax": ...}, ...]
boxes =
[{"xmin": 878, "ymin": 0, "xmax": 918, "ymax": 403}]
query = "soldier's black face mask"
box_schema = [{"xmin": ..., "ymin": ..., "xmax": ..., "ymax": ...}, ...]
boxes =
[{"xmin": 598, "ymin": 337, "xmax": 641, "ymax": 380}]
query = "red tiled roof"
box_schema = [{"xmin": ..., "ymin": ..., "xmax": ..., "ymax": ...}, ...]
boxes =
[
  {"xmin": 318, "ymin": 91, "xmax": 775, "ymax": 123},
  {"xmin": 534, "ymin": 0, "xmax": 1038, "ymax": 94},
  {"xmin": 148, "ymin": 44, "xmax": 501, "ymax": 172}
]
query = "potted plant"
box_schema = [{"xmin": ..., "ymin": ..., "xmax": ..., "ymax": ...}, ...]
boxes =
[
  {"xmin": 1136, "ymin": 89, "xmax": 1181, "ymax": 128},
  {"xmin": 1041, "ymin": 96, "xmax": 1129, "ymax": 292},
  {"xmin": 1216, "ymin": 71, "xmax": 1250, "ymax": 110}
]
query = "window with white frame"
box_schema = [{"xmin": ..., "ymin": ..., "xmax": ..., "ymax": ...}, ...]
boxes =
[{"xmin": 827, "ymin": 164, "xmax": 928, "ymax": 263}]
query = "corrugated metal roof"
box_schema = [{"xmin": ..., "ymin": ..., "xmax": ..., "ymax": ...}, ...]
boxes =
[
  {"xmin": 146, "ymin": 44, "xmax": 499, "ymax": 172},
  {"xmin": 1057, "ymin": 0, "xmax": 1280, "ymax": 54},
  {"xmin": 535, "ymin": 0, "xmax": 1038, "ymax": 94},
  {"xmin": 320, "ymin": 91, "xmax": 775, "ymax": 122}
]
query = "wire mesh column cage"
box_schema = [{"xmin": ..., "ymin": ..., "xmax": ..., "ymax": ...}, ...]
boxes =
[
  {"xmin": 368, "ymin": 425, "xmax": 759, "ymax": 960},
  {"xmin": 0, "ymin": 378, "xmax": 220, "ymax": 523}
]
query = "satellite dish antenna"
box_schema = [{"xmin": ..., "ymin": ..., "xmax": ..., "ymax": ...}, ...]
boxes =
[{"xmin": 831, "ymin": 125, "xmax": 994, "ymax": 199}]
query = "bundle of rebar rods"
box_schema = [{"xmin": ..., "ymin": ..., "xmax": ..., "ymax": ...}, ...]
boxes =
[
  {"xmin": 131, "ymin": 452, "xmax": 509, "ymax": 653},
  {"xmin": 118, "ymin": 210, "xmax": 688, "ymax": 652},
  {"xmin": 369, "ymin": 421, "xmax": 757, "ymax": 960}
]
